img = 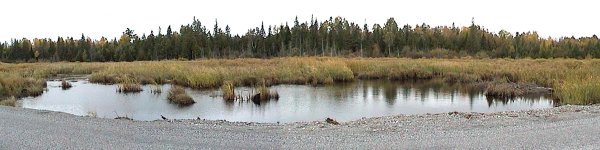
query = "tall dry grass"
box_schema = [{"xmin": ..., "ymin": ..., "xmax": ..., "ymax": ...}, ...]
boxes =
[
  {"xmin": 221, "ymin": 81, "xmax": 235, "ymax": 101},
  {"xmin": 1, "ymin": 58, "xmax": 600, "ymax": 104},
  {"xmin": 0, "ymin": 96, "xmax": 16, "ymax": 107},
  {"xmin": 344, "ymin": 58, "xmax": 600, "ymax": 104},
  {"xmin": 0, "ymin": 62, "xmax": 106, "ymax": 99}
]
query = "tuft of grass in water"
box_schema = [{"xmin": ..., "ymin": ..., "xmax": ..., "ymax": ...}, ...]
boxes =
[
  {"xmin": 117, "ymin": 84, "xmax": 143, "ymax": 93},
  {"xmin": 0, "ymin": 96, "xmax": 16, "ymax": 107},
  {"xmin": 61, "ymin": 80, "xmax": 72, "ymax": 90},
  {"xmin": 222, "ymin": 81, "xmax": 235, "ymax": 101},
  {"xmin": 251, "ymin": 80, "xmax": 279, "ymax": 103},
  {"xmin": 150, "ymin": 84, "xmax": 162, "ymax": 94},
  {"xmin": 167, "ymin": 86, "xmax": 195, "ymax": 106},
  {"xmin": 116, "ymin": 76, "xmax": 143, "ymax": 93}
]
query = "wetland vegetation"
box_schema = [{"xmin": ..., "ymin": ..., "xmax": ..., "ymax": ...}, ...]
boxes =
[
  {"xmin": 0, "ymin": 58, "xmax": 599, "ymax": 106},
  {"xmin": 167, "ymin": 86, "xmax": 195, "ymax": 106}
]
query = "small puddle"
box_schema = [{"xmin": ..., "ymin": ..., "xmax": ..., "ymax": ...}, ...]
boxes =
[{"xmin": 19, "ymin": 80, "xmax": 555, "ymax": 123}]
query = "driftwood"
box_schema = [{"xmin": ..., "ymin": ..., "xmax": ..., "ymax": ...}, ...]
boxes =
[{"xmin": 325, "ymin": 117, "xmax": 339, "ymax": 125}]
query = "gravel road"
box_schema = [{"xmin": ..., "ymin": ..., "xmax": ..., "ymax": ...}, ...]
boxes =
[{"xmin": 1, "ymin": 105, "xmax": 599, "ymax": 149}]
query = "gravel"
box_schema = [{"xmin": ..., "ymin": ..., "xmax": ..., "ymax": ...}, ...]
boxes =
[{"xmin": 1, "ymin": 105, "xmax": 599, "ymax": 149}]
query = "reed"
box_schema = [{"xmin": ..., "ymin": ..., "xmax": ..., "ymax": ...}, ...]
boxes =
[{"xmin": 222, "ymin": 81, "xmax": 235, "ymax": 101}]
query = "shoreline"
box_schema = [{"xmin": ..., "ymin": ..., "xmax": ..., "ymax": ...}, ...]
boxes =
[
  {"xmin": 1, "ymin": 104, "xmax": 599, "ymax": 149},
  {"xmin": 6, "ymin": 103, "xmax": 597, "ymax": 125}
]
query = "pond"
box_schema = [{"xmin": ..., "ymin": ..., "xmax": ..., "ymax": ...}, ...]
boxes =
[{"xmin": 18, "ymin": 80, "xmax": 555, "ymax": 123}]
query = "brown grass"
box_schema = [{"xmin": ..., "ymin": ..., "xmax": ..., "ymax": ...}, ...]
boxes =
[
  {"xmin": 2, "ymin": 58, "xmax": 600, "ymax": 105},
  {"xmin": 222, "ymin": 81, "xmax": 235, "ymax": 101},
  {"xmin": 167, "ymin": 86, "xmax": 195, "ymax": 106},
  {"xmin": 0, "ymin": 96, "xmax": 16, "ymax": 107},
  {"xmin": 117, "ymin": 83, "xmax": 143, "ymax": 93},
  {"xmin": 116, "ymin": 76, "xmax": 143, "ymax": 93}
]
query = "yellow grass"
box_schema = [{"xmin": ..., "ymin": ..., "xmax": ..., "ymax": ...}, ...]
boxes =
[
  {"xmin": 1, "ymin": 58, "xmax": 600, "ymax": 104},
  {"xmin": 222, "ymin": 81, "xmax": 235, "ymax": 101},
  {"xmin": 0, "ymin": 96, "xmax": 16, "ymax": 107}
]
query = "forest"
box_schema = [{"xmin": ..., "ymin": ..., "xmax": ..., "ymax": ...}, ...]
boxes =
[{"xmin": 1, "ymin": 16, "xmax": 599, "ymax": 62}]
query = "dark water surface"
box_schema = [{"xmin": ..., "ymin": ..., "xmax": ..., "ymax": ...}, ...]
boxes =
[{"xmin": 19, "ymin": 80, "xmax": 554, "ymax": 123}]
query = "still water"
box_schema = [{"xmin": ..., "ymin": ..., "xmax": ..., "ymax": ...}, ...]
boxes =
[{"xmin": 19, "ymin": 80, "xmax": 554, "ymax": 123}]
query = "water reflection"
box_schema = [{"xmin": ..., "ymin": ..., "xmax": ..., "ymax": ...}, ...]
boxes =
[{"xmin": 19, "ymin": 79, "xmax": 555, "ymax": 123}]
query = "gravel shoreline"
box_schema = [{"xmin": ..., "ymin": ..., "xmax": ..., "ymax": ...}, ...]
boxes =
[
  {"xmin": 168, "ymin": 104, "xmax": 600, "ymax": 126},
  {"xmin": 1, "ymin": 105, "xmax": 599, "ymax": 149}
]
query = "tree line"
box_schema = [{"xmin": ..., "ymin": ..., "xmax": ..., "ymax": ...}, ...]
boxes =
[{"xmin": 1, "ymin": 16, "xmax": 599, "ymax": 62}]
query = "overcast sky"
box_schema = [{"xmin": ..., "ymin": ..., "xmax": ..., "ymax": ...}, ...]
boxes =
[{"xmin": 1, "ymin": 0, "xmax": 598, "ymax": 42}]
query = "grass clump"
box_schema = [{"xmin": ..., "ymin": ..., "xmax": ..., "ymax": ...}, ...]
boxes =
[
  {"xmin": 117, "ymin": 84, "xmax": 143, "ymax": 93},
  {"xmin": 116, "ymin": 76, "xmax": 143, "ymax": 93},
  {"xmin": 167, "ymin": 86, "xmax": 195, "ymax": 106},
  {"xmin": 0, "ymin": 97, "xmax": 16, "ymax": 107},
  {"xmin": 61, "ymin": 80, "xmax": 72, "ymax": 90},
  {"xmin": 0, "ymin": 73, "xmax": 46, "ymax": 98},
  {"xmin": 555, "ymin": 79, "xmax": 600, "ymax": 105},
  {"xmin": 251, "ymin": 80, "xmax": 279, "ymax": 104},
  {"xmin": 222, "ymin": 81, "xmax": 235, "ymax": 101}
]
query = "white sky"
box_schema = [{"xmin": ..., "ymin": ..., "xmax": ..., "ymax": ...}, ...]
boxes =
[{"xmin": 1, "ymin": 0, "xmax": 598, "ymax": 42}]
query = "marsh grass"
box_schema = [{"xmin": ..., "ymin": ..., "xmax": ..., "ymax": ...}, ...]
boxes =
[
  {"xmin": 0, "ymin": 73, "xmax": 46, "ymax": 98},
  {"xmin": 86, "ymin": 58, "xmax": 354, "ymax": 89},
  {"xmin": 222, "ymin": 81, "xmax": 235, "ymax": 101},
  {"xmin": 251, "ymin": 80, "xmax": 279, "ymax": 104},
  {"xmin": 117, "ymin": 84, "xmax": 142, "ymax": 93},
  {"xmin": 167, "ymin": 86, "xmax": 195, "ymax": 106},
  {"xmin": 116, "ymin": 76, "xmax": 142, "ymax": 93},
  {"xmin": 2, "ymin": 58, "xmax": 600, "ymax": 104},
  {"xmin": 0, "ymin": 96, "xmax": 16, "ymax": 107}
]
